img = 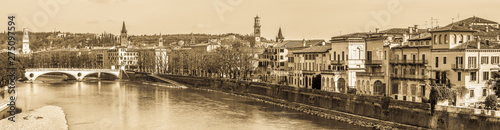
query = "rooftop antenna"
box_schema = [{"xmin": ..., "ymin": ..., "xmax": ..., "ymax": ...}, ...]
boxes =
[{"xmin": 431, "ymin": 17, "xmax": 434, "ymax": 28}]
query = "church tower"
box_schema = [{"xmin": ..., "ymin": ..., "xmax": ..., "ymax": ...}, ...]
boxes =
[
  {"xmin": 159, "ymin": 33, "xmax": 163, "ymax": 47},
  {"xmin": 276, "ymin": 27, "xmax": 284, "ymax": 43},
  {"xmin": 254, "ymin": 15, "xmax": 261, "ymax": 47},
  {"xmin": 22, "ymin": 28, "xmax": 30, "ymax": 54},
  {"xmin": 120, "ymin": 21, "xmax": 129, "ymax": 47}
]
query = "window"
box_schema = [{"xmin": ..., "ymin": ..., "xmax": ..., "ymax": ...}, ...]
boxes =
[
  {"xmin": 443, "ymin": 57, "xmax": 447, "ymax": 64},
  {"xmin": 421, "ymin": 69, "xmax": 425, "ymax": 75},
  {"xmin": 434, "ymin": 35, "xmax": 437, "ymax": 44},
  {"xmin": 458, "ymin": 72, "xmax": 461, "ymax": 81},
  {"xmin": 483, "ymin": 71, "xmax": 490, "ymax": 81},
  {"xmin": 334, "ymin": 52, "xmax": 336, "ymax": 60},
  {"xmin": 280, "ymin": 56, "xmax": 284, "ymax": 60},
  {"xmin": 483, "ymin": 89, "xmax": 487, "ymax": 97},
  {"xmin": 470, "ymin": 72, "xmax": 476, "ymax": 81},
  {"xmin": 468, "ymin": 57, "xmax": 477, "ymax": 68},
  {"xmin": 470, "ymin": 90, "xmax": 474, "ymax": 98},
  {"xmin": 481, "ymin": 56, "xmax": 489, "ymax": 64},
  {"xmin": 392, "ymin": 83, "xmax": 399, "ymax": 94},
  {"xmin": 444, "ymin": 35, "xmax": 448, "ymax": 44},
  {"xmin": 491, "ymin": 56, "xmax": 499, "ymax": 64},
  {"xmin": 435, "ymin": 57, "xmax": 439, "ymax": 67},
  {"xmin": 384, "ymin": 51, "xmax": 387, "ymax": 60}
]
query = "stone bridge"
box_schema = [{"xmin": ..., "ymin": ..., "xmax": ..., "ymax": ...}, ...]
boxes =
[{"xmin": 25, "ymin": 68, "xmax": 121, "ymax": 81}]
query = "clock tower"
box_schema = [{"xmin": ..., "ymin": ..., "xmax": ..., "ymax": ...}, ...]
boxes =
[
  {"xmin": 254, "ymin": 15, "xmax": 261, "ymax": 47},
  {"xmin": 22, "ymin": 28, "xmax": 30, "ymax": 54}
]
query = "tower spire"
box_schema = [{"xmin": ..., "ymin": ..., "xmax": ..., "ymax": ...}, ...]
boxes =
[
  {"xmin": 276, "ymin": 26, "xmax": 284, "ymax": 43},
  {"xmin": 121, "ymin": 21, "xmax": 127, "ymax": 33}
]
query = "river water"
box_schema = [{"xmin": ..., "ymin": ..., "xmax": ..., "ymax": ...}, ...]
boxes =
[{"xmin": 15, "ymin": 77, "xmax": 367, "ymax": 130}]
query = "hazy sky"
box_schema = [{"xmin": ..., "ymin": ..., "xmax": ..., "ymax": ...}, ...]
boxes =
[{"xmin": 2, "ymin": 0, "xmax": 500, "ymax": 40}]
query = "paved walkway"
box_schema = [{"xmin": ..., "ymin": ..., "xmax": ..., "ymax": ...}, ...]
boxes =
[
  {"xmin": 150, "ymin": 74, "xmax": 188, "ymax": 89},
  {"xmin": 0, "ymin": 106, "xmax": 68, "ymax": 130}
]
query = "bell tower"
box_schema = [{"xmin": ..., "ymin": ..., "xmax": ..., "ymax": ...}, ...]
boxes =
[
  {"xmin": 120, "ymin": 21, "xmax": 129, "ymax": 47},
  {"xmin": 22, "ymin": 28, "xmax": 30, "ymax": 54},
  {"xmin": 159, "ymin": 33, "xmax": 163, "ymax": 47},
  {"xmin": 254, "ymin": 15, "xmax": 261, "ymax": 47}
]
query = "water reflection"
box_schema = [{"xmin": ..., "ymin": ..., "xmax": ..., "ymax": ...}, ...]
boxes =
[{"xmin": 16, "ymin": 80, "xmax": 367, "ymax": 130}]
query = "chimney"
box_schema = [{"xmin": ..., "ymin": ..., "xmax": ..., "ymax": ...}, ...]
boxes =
[
  {"xmin": 486, "ymin": 26, "xmax": 489, "ymax": 32},
  {"xmin": 322, "ymin": 41, "xmax": 325, "ymax": 46},
  {"xmin": 414, "ymin": 25, "xmax": 418, "ymax": 33},
  {"xmin": 375, "ymin": 28, "xmax": 379, "ymax": 33},
  {"xmin": 477, "ymin": 41, "xmax": 481, "ymax": 49},
  {"xmin": 303, "ymin": 39, "xmax": 306, "ymax": 47},
  {"xmin": 408, "ymin": 27, "xmax": 414, "ymax": 34}
]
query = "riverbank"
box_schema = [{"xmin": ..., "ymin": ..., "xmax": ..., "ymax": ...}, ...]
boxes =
[
  {"xmin": 0, "ymin": 106, "xmax": 68, "ymax": 130},
  {"xmin": 148, "ymin": 75, "xmax": 421, "ymax": 130}
]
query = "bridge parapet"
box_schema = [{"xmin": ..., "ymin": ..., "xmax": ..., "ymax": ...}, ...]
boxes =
[
  {"xmin": 26, "ymin": 68, "xmax": 119, "ymax": 72},
  {"xmin": 25, "ymin": 68, "xmax": 121, "ymax": 82}
]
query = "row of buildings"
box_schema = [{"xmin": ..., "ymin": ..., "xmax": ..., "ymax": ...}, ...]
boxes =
[
  {"xmin": 29, "ymin": 22, "xmax": 169, "ymax": 74},
  {"xmin": 257, "ymin": 16, "xmax": 500, "ymax": 108}
]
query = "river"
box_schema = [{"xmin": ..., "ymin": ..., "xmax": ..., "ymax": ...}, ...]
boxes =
[{"xmin": 15, "ymin": 76, "xmax": 368, "ymax": 130}]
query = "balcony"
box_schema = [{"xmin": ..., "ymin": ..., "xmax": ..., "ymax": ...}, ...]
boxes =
[
  {"xmin": 357, "ymin": 72, "xmax": 384, "ymax": 77},
  {"xmin": 451, "ymin": 64, "xmax": 479, "ymax": 71},
  {"xmin": 389, "ymin": 60, "xmax": 427, "ymax": 65},
  {"xmin": 330, "ymin": 60, "xmax": 346, "ymax": 65},
  {"xmin": 320, "ymin": 70, "xmax": 346, "ymax": 74},
  {"xmin": 365, "ymin": 60, "xmax": 382, "ymax": 66},
  {"xmin": 390, "ymin": 73, "xmax": 428, "ymax": 80}
]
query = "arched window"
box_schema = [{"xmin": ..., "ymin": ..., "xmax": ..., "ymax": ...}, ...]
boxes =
[
  {"xmin": 366, "ymin": 80, "xmax": 370, "ymax": 92},
  {"xmin": 434, "ymin": 35, "xmax": 437, "ymax": 44},
  {"xmin": 439, "ymin": 35, "xmax": 442, "ymax": 44},
  {"xmin": 356, "ymin": 80, "xmax": 363, "ymax": 90},
  {"xmin": 330, "ymin": 78, "xmax": 335, "ymax": 91},
  {"xmin": 444, "ymin": 35, "xmax": 448, "ymax": 44},
  {"xmin": 451, "ymin": 34, "xmax": 455, "ymax": 44},
  {"xmin": 338, "ymin": 78, "xmax": 346, "ymax": 93},
  {"xmin": 374, "ymin": 80, "xmax": 384, "ymax": 95},
  {"xmin": 458, "ymin": 34, "xmax": 463, "ymax": 43}
]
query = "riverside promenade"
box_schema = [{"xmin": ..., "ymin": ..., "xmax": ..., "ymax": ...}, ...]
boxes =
[
  {"xmin": 149, "ymin": 74, "xmax": 188, "ymax": 89},
  {"xmin": 0, "ymin": 106, "xmax": 68, "ymax": 130}
]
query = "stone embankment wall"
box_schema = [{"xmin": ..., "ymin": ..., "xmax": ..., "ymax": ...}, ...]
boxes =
[{"xmin": 160, "ymin": 75, "xmax": 500, "ymax": 129}]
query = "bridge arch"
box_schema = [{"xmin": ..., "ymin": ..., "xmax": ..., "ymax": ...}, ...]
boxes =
[
  {"xmin": 81, "ymin": 72, "xmax": 120, "ymax": 80},
  {"xmin": 26, "ymin": 72, "xmax": 78, "ymax": 81}
]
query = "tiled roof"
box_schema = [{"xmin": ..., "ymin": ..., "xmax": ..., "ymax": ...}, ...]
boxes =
[
  {"xmin": 379, "ymin": 28, "xmax": 407, "ymax": 34},
  {"xmin": 430, "ymin": 24, "xmax": 476, "ymax": 32},
  {"xmin": 408, "ymin": 33, "xmax": 432, "ymax": 40},
  {"xmin": 274, "ymin": 39, "xmax": 325, "ymax": 48},
  {"xmin": 331, "ymin": 32, "xmax": 368, "ymax": 38},
  {"xmin": 292, "ymin": 45, "xmax": 331, "ymax": 53},
  {"xmin": 447, "ymin": 16, "xmax": 498, "ymax": 27},
  {"xmin": 451, "ymin": 41, "xmax": 500, "ymax": 49}
]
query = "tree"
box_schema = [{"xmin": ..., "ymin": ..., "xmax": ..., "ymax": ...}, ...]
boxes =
[
  {"xmin": 311, "ymin": 75, "xmax": 321, "ymax": 90},
  {"xmin": 489, "ymin": 71, "xmax": 500, "ymax": 97},
  {"xmin": 485, "ymin": 95, "xmax": 498, "ymax": 110}
]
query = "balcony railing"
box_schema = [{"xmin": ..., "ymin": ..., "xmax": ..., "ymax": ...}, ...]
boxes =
[
  {"xmin": 389, "ymin": 60, "xmax": 428, "ymax": 65},
  {"xmin": 451, "ymin": 64, "xmax": 479, "ymax": 71},
  {"xmin": 320, "ymin": 70, "xmax": 346, "ymax": 74},
  {"xmin": 357, "ymin": 72, "xmax": 384, "ymax": 77},
  {"xmin": 364, "ymin": 60, "xmax": 382, "ymax": 65},
  {"xmin": 390, "ymin": 73, "xmax": 428, "ymax": 80},
  {"xmin": 330, "ymin": 60, "xmax": 346, "ymax": 65}
]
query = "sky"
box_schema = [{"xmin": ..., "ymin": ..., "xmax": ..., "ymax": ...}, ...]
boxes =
[{"xmin": 2, "ymin": 0, "xmax": 500, "ymax": 41}]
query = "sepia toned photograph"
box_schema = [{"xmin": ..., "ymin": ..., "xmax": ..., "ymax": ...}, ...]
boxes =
[{"xmin": 2, "ymin": 0, "xmax": 500, "ymax": 129}]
